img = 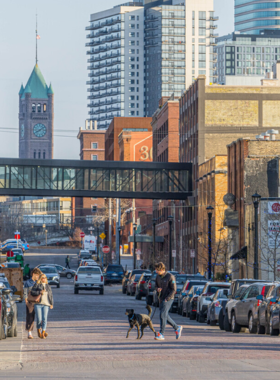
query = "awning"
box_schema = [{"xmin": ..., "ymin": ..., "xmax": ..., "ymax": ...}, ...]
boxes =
[
  {"xmin": 230, "ymin": 246, "xmax": 247, "ymax": 260},
  {"xmin": 128, "ymin": 235, "xmax": 164, "ymax": 243}
]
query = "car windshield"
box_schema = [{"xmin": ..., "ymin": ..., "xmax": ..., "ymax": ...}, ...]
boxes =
[
  {"xmin": 176, "ymin": 276, "xmax": 187, "ymax": 284},
  {"xmin": 41, "ymin": 267, "xmax": 58, "ymax": 274},
  {"xmin": 7, "ymin": 263, "xmax": 20, "ymax": 268},
  {"xmin": 208, "ymin": 285, "xmax": 229, "ymax": 294},
  {"xmin": 107, "ymin": 266, "xmax": 123, "ymax": 272},
  {"xmin": 78, "ymin": 267, "xmax": 101, "ymax": 274}
]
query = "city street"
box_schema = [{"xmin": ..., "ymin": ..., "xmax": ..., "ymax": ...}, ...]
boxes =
[{"xmin": 1, "ymin": 250, "xmax": 280, "ymax": 379}]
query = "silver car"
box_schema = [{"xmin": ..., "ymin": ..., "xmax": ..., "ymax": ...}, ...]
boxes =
[
  {"xmin": 39, "ymin": 266, "xmax": 60, "ymax": 288},
  {"xmin": 207, "ymin": 288, "xmax": 229, "ymax": 326}
]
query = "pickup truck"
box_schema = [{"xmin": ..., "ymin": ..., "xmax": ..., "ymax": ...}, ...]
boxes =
[{"xmin": 74, "ymin": 266, "xmax": 104, "ymax": 295}]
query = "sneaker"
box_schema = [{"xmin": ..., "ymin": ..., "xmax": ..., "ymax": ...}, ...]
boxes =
[
  {"xmin": 154, "ymin": 332, "xmax": 165, "ymax": 341},
  {"xmin": 175, "ymin": 326, "xmax": 183, "ymax": 340}
]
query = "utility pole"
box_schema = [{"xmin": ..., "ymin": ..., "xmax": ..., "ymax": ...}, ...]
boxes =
[
  {"xmin": 109, "ymin": 198, "xmax": 112, "ymax": 263},
  {"xmin": 179, "ymin": 201, "xmax": 183, "ymax": 272},
  {"xmin": 116, "ymin": 198, "xmax": 119, "ymax": 265},
  {"xmin": 172, "ymin": 200, "xmax": 176, "ymax": 271}
]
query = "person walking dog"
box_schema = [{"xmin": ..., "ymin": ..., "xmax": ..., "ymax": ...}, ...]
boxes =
[
  {"xmin": 65, "ymin": 255, "xmax": 71, "ymax": 269},
  {"xmin": 24, "ymin": 268, "xmax": 42, "ymax": 339},
  {"xmin": 154, "ymin": 262, "xmax": 182, "ymax": 341},
  {"xmin": 31, "ymin": 273, "xmax": 54, "ymax": 339}
]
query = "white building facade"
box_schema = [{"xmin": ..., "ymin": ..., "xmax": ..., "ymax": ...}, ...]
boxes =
[{"xmin": 86, "ymin": 3, "xmax": 145, "ymax": 129}]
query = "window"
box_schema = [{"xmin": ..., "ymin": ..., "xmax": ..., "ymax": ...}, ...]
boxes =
[
  {"xmin": 37, "ymin": 104, "xmax": 41, "ymax": 112},
  {"xmin": 92, "ymin": 143, "xmax": 98, "ymax": 149},
  {"xmin": 129, "ymin": 79, "xmax": 135, "ymax": 84},
  {"xmin": 32, "ymin": 104, "xmax": 36, "ymax": 112},
  {"xmin": 129, "ymin": 111, "xmax": 135, "ymax": 116},
  {"xmin": 91, "ymin": 206, "xmax": 97, "ymax": 213},
  {"xmin": 137, "ymin": 24, "xmax": 139, "ymax": 29},
  {"xmin": 137, "ymin": 15, "xmax": 139, "ymax": 21},
  {"xmin": 129, "ymin": 72, "xmax": 135, "ymax": 77},
  {"xmin": 129, "ymin": 96, "xmax": 135, "ymax": 100},
  {"xmin": 129, "ymin": 87, "xmax": 135, "ymax": 92},
  {"xmin": 43, "ymin": 104, "xmax": 47, "ymax": 112},
  {"xmin": 38, "ymin": 151, "xmax": 41, "ymax": 159},
  {"xmin": 130, "ymin": 103, "xmax": 135, "ymax": 108},
  {"xmin": 199, "ymin": 11, "xmax": 206, "ymax": 19},
  {"xmin": 129, "ymin": 49, "xmax": 135, "ymax": 54},
  {"xmin": 199, "ymin": 70, "xmax": 206, "ymax": 75},
  {"xmin": 91, "ymin": 155, "xmax": 97, "ymax": 160},
  {"xmin": 129, "ymin": 32, "xmax": 135, "ymax": 37},
  {"xmin": 129, "ymin": 24, "xmax": 135, "ymax": 29},
  {"xmin": 199, "ymin": 28, "xmax": 206, "ymax": 36},
  {"xmin": 43, "ymin": 151, "xmax": 46, "ymax": 159},
  {"xmin": 34, "ymin": 150, "xmax": 36, "ymax": 159},
  {"xmin": 129, "ymin": 40, "xmax": 135, "ymax": 46}
]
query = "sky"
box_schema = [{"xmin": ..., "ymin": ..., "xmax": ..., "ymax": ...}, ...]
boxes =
[{"xmin": 0, "ymin": 0, "xmax": 234, "ymax": 160}]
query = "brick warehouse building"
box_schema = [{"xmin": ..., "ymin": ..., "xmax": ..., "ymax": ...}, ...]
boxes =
[
  {"xmin": 179, "ymin": 75, "xmax": 280, "ymax": 274},
  {"xmin": 151, "ymin": 97, "xmax": 181, "ymax": 270}
]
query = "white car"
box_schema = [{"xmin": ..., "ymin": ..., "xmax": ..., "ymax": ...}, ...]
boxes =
[
  {"xmin": 196, "ymin": 282, "xmax": 230, "ymax": 323},
  {"xmin": 74, "ymin": 266, "xmax": 104, "ymax": 295}
]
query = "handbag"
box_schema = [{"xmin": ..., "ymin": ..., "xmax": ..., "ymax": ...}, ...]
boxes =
[{"xmin": 27, "ymin": 291, "xmax": 41, "ymax": 303}]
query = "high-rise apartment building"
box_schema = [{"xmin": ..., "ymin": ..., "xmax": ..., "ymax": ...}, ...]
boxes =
[
  {"xmin": 216, "ymin": 31, "xmax": 280, "ymax": 85},
  {"xmin": 235, "ymin": 1, "xmax": 280, "ymax": 34},
  {"xmin": 145, "ymin": 0, "xmax": 217, "ymax": 116},
  {"xmin": 86, "ymin": 3, "xmax": 145, "ymax": 129}
]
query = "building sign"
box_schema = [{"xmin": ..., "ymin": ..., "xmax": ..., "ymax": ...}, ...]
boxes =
[
  {"xmin": 172, "ymin": 250, "xmax": 176, "ymax": 258},
  {"xmin": 190, "ymin": 249, "xmax": 195, "ymax": 258},
  {"xmin": 268, "ymin": 220, "xmax": 280, "ymax": 248},
  {"xmin": 268, "ymin": 202, "xmax": 280, "ymax": 214}
]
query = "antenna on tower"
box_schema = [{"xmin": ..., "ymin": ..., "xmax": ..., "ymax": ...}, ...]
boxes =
[{"xmin": 35, "ymin": 12, "xmax": 40, "ymax": 65}]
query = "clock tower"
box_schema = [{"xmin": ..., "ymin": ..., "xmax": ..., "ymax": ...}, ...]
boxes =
[{"xmin": 19, "ymin": 64, "xmax": 54, "ymax": 159}]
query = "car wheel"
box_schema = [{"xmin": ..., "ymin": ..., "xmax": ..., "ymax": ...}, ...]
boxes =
[
  {"xmin": 196, "ymin": 313, "xmax": 199, "ymax": 322},
  {"xmin": 8, "ymin": 319, "xmax": 16, "ymax": 338},
  {"xmin": 135, "ymin": 293, "xmax": 141, "ymax": 300},
  {"xmin": 265, "ymin": 314, "xmax": 270, "ymax": 335},
  {"xmin": 127, "ymin": 290, "xmax": 130, "ymax": 296},
  {"xmin": 248, "ymin": 313, "xmax": 257, "ymax": 334},
  {"xmin": 66, "ymin": 273, "xmax": 72, "ymax": 279},
  {"xmin": 219, "ymin": 309, "xmax": 225, "ymax": 330},
  {"xmin": 182, "ymin": 310, "xmax": 186, "ymax": 317},
  {"xmin": 74, "ymin": 288, "xmax": 79, "ymax": 294},
  {"xmin": 257, "ymin": 318, "xmax": 265, "ymax": 335},
  {"xmin": 57, "ymin": 283, "xmax": 60, "ymax": 288},
  {"xmin": 198, "ymin": 312, "xmax": 205, "ymax": 323},
  {"xmin": 189, "ymin": 312, "xmax": 195, "ymax": 320},
  {"xmin": 14, "ymin": 323, "xmax": 17, "ymax": 337},
  {"xmin": 207, "ymin": 318, "xmax": 210, "ymax": 325},
  {"xmin": 99, "ymin": 287, "xmax": 104, "ymax": 295},
  {"xmin": 269, "ymin": 315, "xmax": 279, "ymax": 336},
  {"xmin": 224, "ymin": 311, "xmax": 231, "ymax": 332},
  {"xmin": 231, "ymin": 312, "xmax": 241, "ymax": 333}
]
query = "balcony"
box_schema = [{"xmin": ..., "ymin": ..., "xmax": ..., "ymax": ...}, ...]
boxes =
[
  {"xmin": 85, "ymin": 34, "xmax": 120, "ymax": 47},
  {"xmin": 88, "ymin": 98, "xmax": 121, "ymax": 107},
  {"xmin": 87, "ymin": 51, "xmax": 121, "ymax": 63},
  {"xmin": 86, "ymin": 18, "xmax": 121, "ymax": 31},
  {"xmin": 87, "ymin": 81, "xmax": 121, "ymax": 92},
  {"xmin": 209, "ymin": 33, "xmax": 218, "ymax": 38},
  {"xmin": 87, "ymin": 89, "xmax": 123, "ymax": 100},
  {"xmin": 209, "ymin": 16, "xmax": 219, "ymax": 22},
  {"xmin": 209, "ymin": 24, "xmax": 218, "ymax": 29},
  {"xmin": 86, "ymin": 26, "xmax": 121, "ymax": 39},
  {"xmin": 86, "ymin": 73, "xmax": 121, "ymax": 85},
  {"xmin": 87, "ymin": 58, "xmax": 121, "ymax": 70},
  {"xmin": 88, "ymin": 67, "xmax": 120, "ymax": 78},
  {"xmin": 87, "ymin": 43, "xmax": 121, "ymax": 55},
  {"xmin": 89, "ymin": 105, "xmax": 121, "ymax": 115}
]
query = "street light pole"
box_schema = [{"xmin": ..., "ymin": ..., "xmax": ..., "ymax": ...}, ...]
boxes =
[
  {"xmin": 118, "ymin": 226, "xmax": 121, "ymax": 266},
  {"xmin": 206, "ymin": 206, "xmax": 214, "ymax": 281},
  {"xmin": 168, "ymin": 215, "xmax": 173, "ymax": 271},
  {"xmin": 133, "ymin": 223, "xmax": 137, "ymax": 269},
  {"xmin": 152, "ymin": 218, "xmax": 156, "ymax": 270},
  {"xmin": 252, "ymin": 192, "xmax": 261, "ymax": 279}
]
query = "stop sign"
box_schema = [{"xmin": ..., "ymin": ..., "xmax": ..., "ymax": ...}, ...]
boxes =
[
  {"xmin": 80, "ymin": 232, "xmax": 85, "ymax": 238},
  {"xmin": 102, "ymin": 245, "xmax": 110, "ymax": 254}
]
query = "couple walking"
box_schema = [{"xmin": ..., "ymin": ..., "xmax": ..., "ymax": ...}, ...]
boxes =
[{"xmin": 24, "ymin": 268, "xmax": 54, "ymax": 339}]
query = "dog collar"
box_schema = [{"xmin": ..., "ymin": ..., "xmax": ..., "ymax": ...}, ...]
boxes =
[{"xmin": 129, "ymin": 314, "xmax": 135, "ymax": 320}]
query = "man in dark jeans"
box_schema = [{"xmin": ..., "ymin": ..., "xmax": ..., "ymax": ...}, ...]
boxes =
[
  {"xmin": 154, "ymin": 262, "xmax": 182, "ymax": 341},
  {"xmin": 65, "ymin": 255, "xmax": 71, "ymax": 269}
]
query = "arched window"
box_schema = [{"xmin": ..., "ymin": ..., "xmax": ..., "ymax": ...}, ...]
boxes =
[
  {"xmin": 38, "ymin": 151, "xmax": 41, "ymax": 159},
  {"xmin": 37, "ymin": 104, "xmax": 41, "ymax": 113},
  {"xmin": 43, "ymin": 151, "xmax": 46, "ymax": 159},
  {"xmin": 32, "ymin": 104, "xmax": 36, "ymax": 112},
  {"xmin": 43, "ymin": 104, "xmax": 47, "ymax": 113},
  {"xmin": 34, "ymin": 150, "xmax": 36, "ymax": 159}
]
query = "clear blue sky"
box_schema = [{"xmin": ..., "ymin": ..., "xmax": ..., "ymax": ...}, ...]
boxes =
[{"xmin": 0, "ymin": 0, "xmax": 234, "ymax": 159}]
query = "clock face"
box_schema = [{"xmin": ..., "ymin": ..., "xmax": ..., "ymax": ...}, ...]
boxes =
[
  {"xmin": 21, "ymin": 124, "xmax": 24, "ymax": 138},
  {"xmin": 33, "ymin": 123, "xmax": 47, "ymax": 138}
]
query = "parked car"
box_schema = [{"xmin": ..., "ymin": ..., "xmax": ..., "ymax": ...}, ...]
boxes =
[
  {"xmin": 135, "ymin": 273, "xmax": 151, "ymax": 300},
  {"xmin": 78, "ymin": 250, "xmax": 91, "ymax": 265},
  {"xmin": 230, "ymin": 282, "xmax": 273, "ymax": 333},
  {"xmin": 182, "ymin": 285, "xmax": 204, "ymax": 317},
  {"xmin": 36, "ymin": 264, "xmax": 76, "ymax": 279},
  {"xmin": 197, "ymin": 282, "xmax": 230, "ymax": 323},
  {"xmin": 0, "ymin": 274, "xmax": 17, "ymax": 294},
  {"xmin": 177, "ymin": 277, "xmax": 207, "ymax": 315},
  {"xmin": 223, "ymin": 284, "xmax": 250, "ymax": 331},
  {"xmin": 207, "ymin": 288, "xmax": 229, "ymax": 326},
  {"xmin": 188, "ymin": 289, "xmax": 204, "ymax": 320},
  {"xmin": 39, "ymin": 266, "xmax": 60, "ymax": 288},
  {"xmin": 74, "ymin": 265, "xmax": 104, "ymax": 295},
  {"xmin": 124, "ymin": 269, "xmax": 151, "ymax": 295},
  {"xmin": 122, "ymin": 271, "xmax": 131, "ymax": 294},
  {"xmin": 103, "ymin": 264, "xmax": 124, "ymax": 284},
  {"xmin": 127, "ymin": 274, "xmax": 144, "ymax": 296},
  {"xmin": 219, "ymin": 279, "xmax": 267, "ymax": 330},
  {"xmin": 145, "ymin": 271, "xmax": 158, "ymax": 305},
  {"xmin": 0, "ymin": 283, "xmax": 19, "ymax": 339},
  {"xmin": 268, "ymin": 294, "xmax": 280, "ymax": 336},
  {"xmin": 257, "ymin": 283, "xmax": 280, "ymax": 335}
]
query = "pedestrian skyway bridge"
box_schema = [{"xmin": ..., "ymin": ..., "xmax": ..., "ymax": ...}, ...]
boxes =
[{"xmin": 0, "ymin": 158, "xmax": 192, "ymax": 200}]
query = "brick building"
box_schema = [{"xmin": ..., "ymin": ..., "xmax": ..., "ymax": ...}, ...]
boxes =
[
  {"xmin": 179, "ymin": 75, "xmax": 280, "ymax": 273},
  {"xmin": 151, "ymin": 98, "xmax": 181, "ymax": 270},
  {"xmin": 76, "ymin": 122, "xmax": 106, "ymax": 225},
  {"xmin": 227, "ymin": 137, "xmax": 280, "ymax": 279},
  {"xmin": 197, "ymin": 155, "xmax": 228, "ymax": 276}
]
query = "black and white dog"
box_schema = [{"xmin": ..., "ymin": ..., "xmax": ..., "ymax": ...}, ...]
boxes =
[{"xmin": 125, "ymin": 305, "xmax": 156, "ymax": 339}]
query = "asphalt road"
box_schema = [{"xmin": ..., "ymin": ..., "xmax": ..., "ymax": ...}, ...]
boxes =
[{"xmin": 1, "ymin": 249, "xmax": 280, "ymax": 379}]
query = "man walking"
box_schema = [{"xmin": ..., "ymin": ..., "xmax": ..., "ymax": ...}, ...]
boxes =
[
  {"xmin": 65, "ymin": 255, "xmax": 71, "ymax": 269},
  {"xmin": 154, "ymin": 262, "xmax": 182, "ymax": 341}
]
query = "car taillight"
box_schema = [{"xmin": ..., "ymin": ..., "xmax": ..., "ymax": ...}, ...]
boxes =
[
  {"xmin": 270, "ymin": 300, "xmax": 276, "ymax": 306},
  {"xmin": 257, "ymin": 299, "xmax": 262, "ymax": 307},
  {"xmin": 101, "ymin": 276, "xmax": 103, "ymax": 282},
  {"xmin": 133, "ymin": 282, "xmax": 137, "ymax": 285},
  {"xmin": 75, "ymin": 275, "xmax": 78, "ymax": 281},
  {"xmin": 148, "ymin": 283, "xmax": 151, "ymax": 289},
  {"xmin": 27, "ymin": 245, "xmax": 29, "ymax": 248},
  {"xmin": 140, "ymin": 281, "xmax": 145, "ymax": 284},
  {"xmin": 214, "ymin": 301, "xmax": 220, "ymax": 307},
  {"xmin": 261, "ymin": 287, "xmax": 266, "ymax": 296},
  {"xmin": 186, "ymin": 283, "xmax": 190, "ymax": 291}
]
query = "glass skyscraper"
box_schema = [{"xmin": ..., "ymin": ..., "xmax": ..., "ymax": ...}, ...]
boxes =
[{"xmin": 235, "ymin": 1, "xmax": 280, "ymax": 34}]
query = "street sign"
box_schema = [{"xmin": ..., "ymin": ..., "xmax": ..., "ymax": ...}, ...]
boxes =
[
  {"xmin": 124, "ymin": 244, "xmax": 129, "ymax": 249},
  {"xmin": 172, "ymin": 250, "xmax": 176, "ymax": 258},
  {"xmin": 190, "ymin": 249, "xmax": 195, "ymax": 258},
  {"xmin": 14, "ymin": 231, "xmax": 20, "ymax": 239},
  {"xmin": 102, "ymin": 245, "xmax": 110, "ymax": 254},
  {"xmin": 136, "ymin": 249, "xmax": 142, "ymax": 256},
  {"xmin": 100, "ymin": 232, "xmax": 106, "ymax": 240},
  {"xmin": 80, "ymin": 232, "xmax": 85, "ymax": 238}
]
